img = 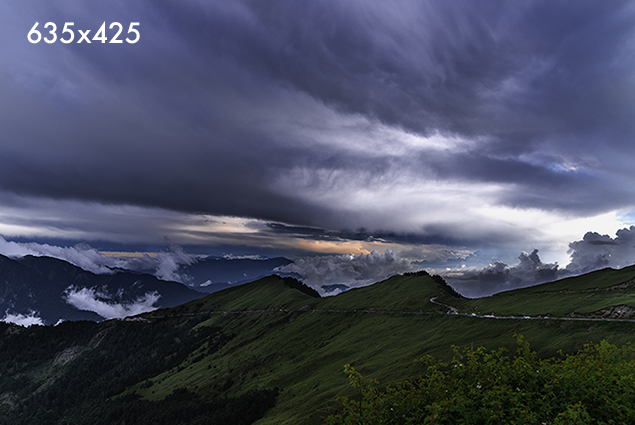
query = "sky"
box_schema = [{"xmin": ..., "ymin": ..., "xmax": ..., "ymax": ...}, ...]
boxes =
[{"xmin": 1, "ymin": 1, "xmax": 635, "ymax": 297}]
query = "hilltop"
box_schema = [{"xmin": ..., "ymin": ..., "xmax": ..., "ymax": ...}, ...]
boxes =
[{"xmin": 2, "ymin": 268, "xmax": 635, "ymax": 424}]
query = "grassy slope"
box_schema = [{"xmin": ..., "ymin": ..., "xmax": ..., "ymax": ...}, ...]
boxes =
[
  {"xmin": 4, "ymin": 269, "xmax": 635, "ymax": 424},
  {"xmin": 449, "ymin": 265, "xmax": 635, "ymax": 317},
  {"xmin": 161, "ymin": 275, "xmax": 321, "ymax": 313},
  {"xmin": 130, "ymin": 273, "xmax": 461, "ymax": 423},
  {"xmin": 318, "ymin": 272, "xmax": 445, "ymax": 311},
  {"xmin": 132, "ymin": 270, "xmax": 635, "ymax": 424}
]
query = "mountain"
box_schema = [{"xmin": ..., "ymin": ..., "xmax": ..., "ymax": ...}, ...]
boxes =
[
  {"xmin": 0, "ymin": 254, "xmax": 102, "ymax": 323},
  {"xmin": 181, "ymin": 256, "xmax": 293, "ymax": 292},
  {"xmin": 2, "ymin": 268, "xmax": 635, "ymax": 424},
  {"xmin": 449, "ymin": 264, "xmax": 635, "ymax": 318},
  {"xmin": 0, "ymin": 254, "xmax": 204, "ymax": 324}
]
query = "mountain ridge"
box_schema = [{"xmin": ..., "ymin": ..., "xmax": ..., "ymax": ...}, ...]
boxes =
[
  {"xmin": 3, "ymin": 266, "xmax": 635, "ymax": 423},
  {"xmin": 182, "ymin": 256, "xmax": 294, "ymax": 292},
  {"xmin": 0, "ymin": 254, "xmax": 203, "ymax": 324}
]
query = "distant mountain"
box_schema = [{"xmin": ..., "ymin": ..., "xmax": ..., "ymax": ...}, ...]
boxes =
[
  {"xmin": 0, "ymin": 254, "xmax": 101, "ymax": 323},
  {"xmin": 0, "ymin": 254, "xmax": 204, "ymax": 325},
  {"xmin": 321, "ymin": 284, "xmax": 349, "ymax": 294},
  {"xmin": 181, "ymin": 256, "xmax": 293, "ymax": 292}
]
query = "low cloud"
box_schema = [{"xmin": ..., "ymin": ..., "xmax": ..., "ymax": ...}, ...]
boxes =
[
  {"xmin": 63, "ymin": 287, "xmax": 161, "ymax": 319},
  {"xmin": 276, "ymin": 249, "xmax": 415, "ymax": 294},
  {"xmin": 1, "ymin": 311, "xmax": 44, "ymax": 327},
  {"xmin": 121, "ymin": 245, "xmax": 195, "ymax": 283},
  {"xmin": 444, "ymin": 249, "xmax": 560, "ymax": 298},
  {"xmin": 0, "ymin": 236, "xmax": 115, "ymax": 274},
  {"xmin": 154, "ymin": 246, "xmax": 195, "ymax": 282},
  {"xmin": 566, "ymin": 226, "xmax": 635, "ymax": 275},
  {"xmin": 223, "ymin": 254, "xmax": 267, "ymax": 260},
  {"xmin": 0, "ymin": 236, "xmax": 194, "ymax": 283}
]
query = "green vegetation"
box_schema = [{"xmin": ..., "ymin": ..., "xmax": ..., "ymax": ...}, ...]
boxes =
[
  {"xmin": 0, "ymin": 319, "xmax": 276, "ymax": 425},
  {"xmin": 1, "ymin": 269, "xmax": 635, "ymax": 424},
  {"xmin": 328, "ymin": 335, "xmax": 635, "ymax": 424},
  {"xmin": 318, "ymin": 270, "xmax": 461, "ymax": 312},
  {"xmin": 451, "ymin": 265, "xmax": 635, "ymax": 318}
]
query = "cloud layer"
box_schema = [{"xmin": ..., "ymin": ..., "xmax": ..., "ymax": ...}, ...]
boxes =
[
  {"xmin": 0, "ymin": 1, "xmax": 634, "ymax": 267},
  {"xmin": 3, "ymin": 227, "xmax": 635, "ymax": 301}
]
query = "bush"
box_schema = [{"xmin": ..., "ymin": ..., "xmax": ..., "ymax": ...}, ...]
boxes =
[{"xmin": 328, "ymin": 334, "xmax": 635, "ymax": 424}]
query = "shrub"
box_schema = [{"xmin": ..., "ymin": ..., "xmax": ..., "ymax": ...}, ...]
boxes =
[{"xmin": 328, "ymin": 334, "xmax": 635, "ymax": 424}]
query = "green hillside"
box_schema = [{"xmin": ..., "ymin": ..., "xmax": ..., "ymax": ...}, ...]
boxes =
[
  {"xmin": 449, "ymin": 264, "xmax": 635, "ymax": 318},
  {"xmin": 162, "ymin": 275, "xmax": 321, "ymax": 314},
  {"xmin": 318, "ymin": 271, "xmax": 459, "ymax": 312},
  {"xmin": 2, "ymin": 269, "xmax": 635, "ymax": 424}
]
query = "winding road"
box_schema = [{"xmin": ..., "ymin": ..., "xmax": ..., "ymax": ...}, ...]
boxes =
[
  {"xmin": 429, "ymin": 297, "xmax": 635, "ymax": 323},
  {"xmin": 140, "ymin": 299, "xmax": 635, "ymax": 324}
]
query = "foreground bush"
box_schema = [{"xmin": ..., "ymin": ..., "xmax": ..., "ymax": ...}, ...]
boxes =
[{"xmin": 328, "ymin": 334, "xmax": 635, "ymax": 424}]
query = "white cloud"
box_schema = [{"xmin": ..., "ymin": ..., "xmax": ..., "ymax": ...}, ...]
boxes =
[
  {"xmin": 63, "ymin": 287, "xmax": 161, "ymax": 319},
  {"xmin": 442, "ymin": 226, "xmax": 635, "ymax": 297},
  {"xmin": 0, "ymin": 235, "xmax": 115, "ymax": 274},
  {"xmin": 0, "ymin": 235, "xmax": 195, "ymax": 283},
  {"xmin": 153, "ymin": 245, "xmax": 195, "ymax": 282},
  {"xmin": 1, "ymin": 311, "xmax": 44, "ymax": 327}
]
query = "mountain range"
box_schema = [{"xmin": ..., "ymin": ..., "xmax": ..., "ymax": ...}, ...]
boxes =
[
  {"xmin": 0, "ymin": 254, "xmax": 203, "ymax": 324},
  {"xmin": 3, "ymin": 265, "xmax": 635, "ymax": 423},
  {"xmin": 0, "ymin": 254, "xmax": 298, "ymax": 324}
]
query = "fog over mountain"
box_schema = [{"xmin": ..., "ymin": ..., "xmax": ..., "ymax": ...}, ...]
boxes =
[
  {"xmin": 444, "ymin": 250, "xmax": 560, "ymax": 298},
  {"xmin": 443, "ymin": 227, "xmax": 635, "ymax": 297},
  {"xmin": 0, "ymin": 236, "xmax": 194, "ymax": 282},
  {"xmin": 0, "ymin": 254, "xmax": 202, "ymax": 325}
]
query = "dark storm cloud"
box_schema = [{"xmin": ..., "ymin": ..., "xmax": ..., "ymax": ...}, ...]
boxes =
[
  {"xmin": 265, "ymin": 223, "xmax": 388, "ymax": 243},
  {"xmin": 263, "ymin": 222, "xmax": 493, "ymax": 249},
  {"xmin": 1, "ymin": 0, "xmax": 635, "ymax": 253},
  {"xmin": 265, "ymin": 223, "xmax": 332, "ymax": 239},
  {"xmin": 1, "ymin": 0, "xmax": 326, "ymax": 225},
  {"xmin": 174, "ymin": 1, "xmax": 635, "ymax": 149}
]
